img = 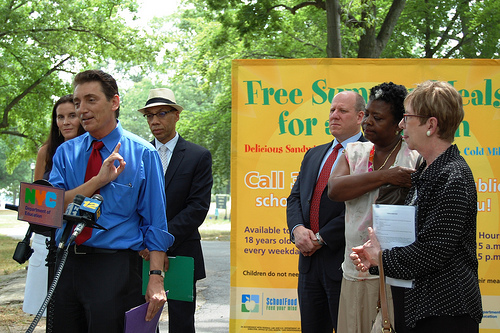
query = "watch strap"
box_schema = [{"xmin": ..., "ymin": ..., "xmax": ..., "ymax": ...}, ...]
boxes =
[{"xmin": 149, "ymin": 269, "xmax": 165, "ymax": 278}]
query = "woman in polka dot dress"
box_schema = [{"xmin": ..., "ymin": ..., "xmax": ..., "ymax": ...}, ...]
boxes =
[{"xmin": 350, "ymin": 80, "xmax": 482, "ymax": 333}]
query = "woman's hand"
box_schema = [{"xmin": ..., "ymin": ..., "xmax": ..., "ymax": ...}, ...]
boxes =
[
  {"xmin": 384, "ymin": 166, "xmax": 414, "ymax": 188},
  {"xmin": 350, "ymin": 227, "xmax": 382, "ymax": 272}
]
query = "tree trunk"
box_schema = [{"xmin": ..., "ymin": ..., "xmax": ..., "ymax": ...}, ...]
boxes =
[
  {"xmin": 358, "ymin": 0, "xmax": 406, "ymax": 58},
  {"xmin": 326, "ymin": 0, "xmax": 342, "ymax": 57}
]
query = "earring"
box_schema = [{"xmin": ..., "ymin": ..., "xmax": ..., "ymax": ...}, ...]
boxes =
[{"xmin": 426, "ymin": 130, "xmax": 431, "ymax": 137}]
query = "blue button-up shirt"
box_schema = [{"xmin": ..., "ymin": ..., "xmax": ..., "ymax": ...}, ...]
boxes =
[{"xmin": 50, "ymin": 121, "xmax": 174, "ymax": 252}]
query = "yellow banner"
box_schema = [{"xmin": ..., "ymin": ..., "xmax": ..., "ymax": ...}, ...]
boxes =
[{"xmin": 230, "ymin": 58, "xmax": 500, "ymax": 332}]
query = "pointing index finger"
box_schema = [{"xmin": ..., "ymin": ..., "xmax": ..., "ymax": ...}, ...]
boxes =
[{"xmin": 113, "ymin": 142, "xmax": 121, "ymax": 154}]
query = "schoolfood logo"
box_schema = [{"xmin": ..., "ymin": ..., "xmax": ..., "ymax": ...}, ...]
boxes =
[
  {"xmin": 241, "ymin": 294, "xmax": 259, "ymax": 312},
  {"xmin": 265, "ymin": 297, "xmax": 298, "ymax": 311}
]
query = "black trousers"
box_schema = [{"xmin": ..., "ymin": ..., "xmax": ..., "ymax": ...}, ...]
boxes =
[
  {"xmin": 52, "ymin": 250, "xmax": 144, "ymax": 333},
  {"xmin": 297, "ymin": 255, "xmax": 342, "ymax": 333},
  {"xmin": 392, "ymin": 286, "xmax": 479, "ymax": 333},
  {"xmin": 167, "ymin": 283, "xmax": 197, "ymax": 333}
]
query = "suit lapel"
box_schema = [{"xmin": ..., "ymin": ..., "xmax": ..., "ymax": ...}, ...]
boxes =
[{"xmin": 305, "ymin": 142, "xmax": 332, "ymax": 201}]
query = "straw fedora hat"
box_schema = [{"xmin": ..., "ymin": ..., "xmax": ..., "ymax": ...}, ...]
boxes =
[{"xmin": 137, "ymin": 88, "xmax": 184, "ymax": 113}]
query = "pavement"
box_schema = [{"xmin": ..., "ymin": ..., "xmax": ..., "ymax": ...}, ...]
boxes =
[{"xmin": 0, "ymin": 210, "xmax": 230, "ymax": 332}]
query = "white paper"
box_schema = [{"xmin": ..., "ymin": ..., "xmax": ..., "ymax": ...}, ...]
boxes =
[{"xmin": 372, "ymin": 204, "xmax": 416, "ymax": 288}]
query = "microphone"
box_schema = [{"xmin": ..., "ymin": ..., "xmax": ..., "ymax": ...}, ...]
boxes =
[
  {"xmin": 58, "ymin": 194, "xmax": 85, "ymax": 250},
  {"xmin": 79, "ymin": 194, "xmax": 103, "ymax": 224},
  {"xmin": 69, "ymin": 194, "xmax": 104, "ymax": 241}
]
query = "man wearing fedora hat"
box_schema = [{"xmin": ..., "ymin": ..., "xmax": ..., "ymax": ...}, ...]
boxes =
[{"xmin": 138, "ymin": 88, "xmax": 213, "ymax": 332}]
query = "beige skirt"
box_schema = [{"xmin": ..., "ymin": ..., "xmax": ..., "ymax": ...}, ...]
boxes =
[{"xmin": 336, "ymin": 277, "xmax": 394, "ymax": 333}]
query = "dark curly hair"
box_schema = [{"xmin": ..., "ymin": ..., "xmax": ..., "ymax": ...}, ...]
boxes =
[{"xmin": 369, "ymin": 82, "xmax": 407, "ymax": 123}]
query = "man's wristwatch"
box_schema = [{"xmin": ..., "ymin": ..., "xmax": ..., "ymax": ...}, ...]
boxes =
[
  {"xmin": 149, "ymin": 270, "xmax": 165, "ymax": 278},
  {"xmin": 315, "ymin": 232, "xmax": 325, "ymax": 245}
]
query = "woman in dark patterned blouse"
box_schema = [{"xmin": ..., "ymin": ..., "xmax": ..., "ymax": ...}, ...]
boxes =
[{"xmin": 350, "ymin": 80, "xmax": 482, "ymax": 333}]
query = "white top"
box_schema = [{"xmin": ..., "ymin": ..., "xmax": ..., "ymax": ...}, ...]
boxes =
[{"xmin": 341, "ymin": 140, "xmax": 419, "ymax": 281}]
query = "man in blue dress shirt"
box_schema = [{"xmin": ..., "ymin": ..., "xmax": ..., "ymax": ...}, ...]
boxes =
[{"xmin": 49, "ymin": 70, "xmax": 174, "ymax": 333}]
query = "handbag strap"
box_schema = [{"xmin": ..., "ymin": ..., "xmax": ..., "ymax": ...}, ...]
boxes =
[
  {"xmin": 378, "ymin": 251, "xmax": 393, "ymax": 332},
  {"xmin": 415, "ymin": 155, "xmax": 423, "ymax": 168}
]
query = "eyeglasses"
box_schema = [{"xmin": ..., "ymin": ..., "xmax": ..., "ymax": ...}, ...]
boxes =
[
  {"xmin": 143, "ymin": 110, "xmax": 175, "ymax": 120},
  {"xmin": 402, "ymin": 113, "xmax": 429, "ymax": 123}
]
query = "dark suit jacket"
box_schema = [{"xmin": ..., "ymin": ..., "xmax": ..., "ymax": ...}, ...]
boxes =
[
  {"xmin": 152, "ymin": 136, "xmax": 213, "ymax": 281},
  {"xmin": 286, "ymin": 136, "xmax": 366, "ymax": 281}
]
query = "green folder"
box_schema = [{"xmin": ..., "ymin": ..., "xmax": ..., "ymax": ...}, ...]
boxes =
[{"xmin": 142, "ymin": 256, "xmax": 194, "ymax": 302}]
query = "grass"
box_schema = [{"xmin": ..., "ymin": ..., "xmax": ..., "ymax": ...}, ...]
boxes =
[
  {"xmin": 200, "ymin": 216, "xmax": 231, "ymax": 241},
  {"xmin": 0, "ymin": 304, "xmax": 45, "ymax": 331},
  {"xmin": 0, "ymin": 236, "xmax": 38, "ymax": 332},
  {"xmin": 0, "ymin": 215, "xmax": 230, "ymax": 331},
  {"xmin": 0, "ymin": 235, "xmax": 28, "ymax": 276}
]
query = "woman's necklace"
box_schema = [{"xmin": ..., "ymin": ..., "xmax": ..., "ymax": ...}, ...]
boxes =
[{"xmin": 376, "ymin": 138, "xmax": 402, "ymax": 171}]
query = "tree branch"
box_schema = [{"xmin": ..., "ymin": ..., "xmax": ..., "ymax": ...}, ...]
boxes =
[
  {"xmin": 1, "ymin": 55, "xmax": 71, "ymax": 128},
  {"xmin": 375, "ymin": 0, "xmax": 406, "ymax": 55},
  {"xmin": 358, "ymin": 0, "xmax": 406, "ymax": 58},
  {"xmin": 0, "ymin": 130, "xmax": 29, "ymax": 138},
  {"xmin": 443, "ymin": 34, "xmax": 471, "ymax": 58},
  {"xmin": 269, "ymin": 0, "xmax": 325, "ymax": 14},
  {"xmin": 288, "ymin": 35, "xmax": 325, "ymax": 52},
  {"xmin": 430, "ymin": 10, "xmax": 460, "ymax": 55},
  {"xmin": 1, "ymin": 26, "xmax": 121, "ymax": 49}
]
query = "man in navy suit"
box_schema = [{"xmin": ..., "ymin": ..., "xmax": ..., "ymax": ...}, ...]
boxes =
[
  {"xmin": 138, "ymin": 88, "xmax": 213, "ymax": 332},
  {"xmin": 286, "ymin": 91, "xmax": 366, "ymax": 332}
]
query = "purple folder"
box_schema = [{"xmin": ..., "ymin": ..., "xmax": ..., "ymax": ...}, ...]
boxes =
[{"xmin": 124, "ymin": 301, "xmax": 164, "ymax": 333}]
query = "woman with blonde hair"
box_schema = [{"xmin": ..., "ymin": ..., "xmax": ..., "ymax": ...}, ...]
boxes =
[{"xmin": 351, "ymin": 80, "xmax": 482, "ymax": 332}]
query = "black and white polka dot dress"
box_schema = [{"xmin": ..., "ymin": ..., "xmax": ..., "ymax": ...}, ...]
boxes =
[{"xmin": 383, "ymin": 144, "xmax": 483, "ymax": 328}]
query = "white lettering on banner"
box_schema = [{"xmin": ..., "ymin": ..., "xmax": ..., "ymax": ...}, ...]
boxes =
[
  {"xmin": 255, "ymin": 194, "xmax": 288, "ymax": 207},
  {"xmin": 245, "ymin": 171, "xmax": 284, "ymax": 189}
]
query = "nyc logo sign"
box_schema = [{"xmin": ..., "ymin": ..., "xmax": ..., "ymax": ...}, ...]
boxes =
[{"xmin": 18, "ymin": 182, "xmax": 65, "ymax": 228}]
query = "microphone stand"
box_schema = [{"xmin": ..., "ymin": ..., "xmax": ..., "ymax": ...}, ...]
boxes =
[
  {"xmin": 8, "ymin": 179, "xmax": 58, "ymax": 333},
  {"xmin": 45, "ymin": 228, "xmax": 57, "ymax": 333},
  {"xmin": 5, "ymin": 203, "xmax": 56, "ymax": 333},
  {"xmin": 24, "ymin": 215, "xmax": 80, "ymax": 333}
]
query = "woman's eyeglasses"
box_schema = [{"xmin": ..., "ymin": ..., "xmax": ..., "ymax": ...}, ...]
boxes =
[{"xmin": 402, "ymin": 113, "xmax": 429, "ymax": 123}]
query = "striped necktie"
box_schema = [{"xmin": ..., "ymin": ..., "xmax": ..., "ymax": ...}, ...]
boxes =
[
  {"xmin": 309, "ymin": 143, "xmax": 342, "ymax": 233},
  {"xmin": 158, "ymin": 145, "xmax": 169, "ymax": 174}
]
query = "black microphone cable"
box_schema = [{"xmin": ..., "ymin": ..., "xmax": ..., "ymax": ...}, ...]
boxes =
[{"xmin": 26, "ymin": 194, "xmax": 103, "ymax": 333}]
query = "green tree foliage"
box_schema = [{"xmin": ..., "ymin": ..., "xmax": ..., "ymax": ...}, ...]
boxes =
[
  {"xmin": 187, "ymin": 0, "xmax": 407, "ymax": 58},
  {"xmin": 162, "ymin": 0, "xmax": 499, "ymax": 192},
  {"xmin": 0, "ymin": 140, "xmax": 31, "ymax": 205},
  {"xmin": 384, "ymin": 0, "xmax": 500, "ymax": 58},
  {"xmin": 162, "ymin": 1, "xmax": 408, "ymax": 191},
  {"xmin": 0, "ymin": 0, "xmax": 164, "ymax": 172},
  {"xmin": 158, "ymin": 9, "xmax": 235, "ymax": 193},
  {"xmin": 119, "ymin": 78, "xmax": 156, "ymax": 141},
  {"xmin": 2, "ymin": 0, "xmax": 498, "ymax": 195}
]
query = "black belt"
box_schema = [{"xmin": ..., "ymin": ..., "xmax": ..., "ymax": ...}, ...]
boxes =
[{"xmin": 71, "ymin": 244, "xmax": 119, "ymax": 255}]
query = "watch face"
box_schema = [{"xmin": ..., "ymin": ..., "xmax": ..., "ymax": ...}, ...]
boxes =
[{"xmin": 315, "ymin": 233, "xmax": 323, "ymax": 244}]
